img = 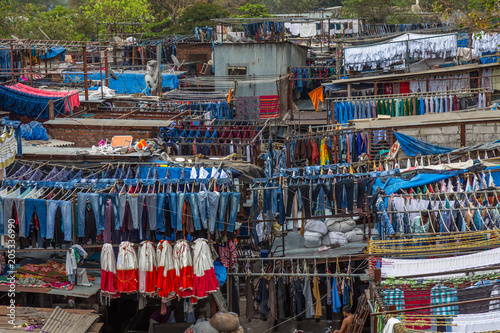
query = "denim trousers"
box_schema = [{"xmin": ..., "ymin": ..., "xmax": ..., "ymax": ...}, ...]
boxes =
[
  {"xmin": 156, "ymin": 193, "xmax": 166, "ymax": 232},
  {"xmin": 24, "ymin": 199, "xmax": 47, "ymax": 238},
  {"xmin": 217, "ymin": 192, "xmax": 230, "ymax": 231},
  {"xmin": 197, "ymin": 191, "xmax": 208, "ymax": 230},
  {"xmin": 145, "ymin": 193, "xmax": 157, "ymax": 231},
  {"xmin": 136, "ymin": 193, "xmax": 146, "ymax": 231},
  {"xmin": 207, "ymin": 192, "xmax": 220, "ymax": 233},
  {"xmin": 168, "ymin": 193, "xmax": 178, "ymax": 230},
  {"xmin": 15, "ymin": 198, "xmax": 26, "ymax": 237},
  {"xmin": 99, "ymin": 193, "xmax": 119, "ymax": 231},
  {"xmin": 3, "ymin": 198, "xmax": 15, "ymax": 235},
  {"xmin": 127, "ymin": 194, "xmax": 139, "ymax": 229},
  {"xmin": 0, "ymin": 197, "xmax": 3, "ymax": 235},
  {"xmin": 46, "ymin": 200, "xmax": 72, "ymax": 241},
  {"xmin": 178, "ymin": 192, "xmax": 201, "ymax": 231},
  {"xmin": 227, "ymin": 192, "xmax": 241, "ymax": 232},
  {"xmin": 77, "ymin": 193, "xmax": 100, "ymax": 238}
]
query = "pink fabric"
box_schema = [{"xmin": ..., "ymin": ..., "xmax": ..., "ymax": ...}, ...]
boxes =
[{"xmin": 9, "ymin": 83, "xmax": 80, "ymax": 113}]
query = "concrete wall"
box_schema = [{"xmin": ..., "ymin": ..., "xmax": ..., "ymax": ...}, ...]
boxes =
[
  {"xmin": 213, "ymin": 42, "xmax": 307, "ymax": 96},
  {"xmin": 395, "ymin": 122, "xmax": 499, "ymax": 148}
]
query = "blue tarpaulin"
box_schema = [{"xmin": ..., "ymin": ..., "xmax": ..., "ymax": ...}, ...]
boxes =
[
  {"xmin": 63, "ymin": 71, "xmax": 181, "ymax": 95},
  {"xmin": 374, "ymin": 170, "xmax": 466, "ymax": 194},
  {"xmin": 394, "ymin": 131, "xmax": 454, "ymax": 157},
  {"xmin": 41, "ymin": 47, "xmax": 65, "ymax": 61}
]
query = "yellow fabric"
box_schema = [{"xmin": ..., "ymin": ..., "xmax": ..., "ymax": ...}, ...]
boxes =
[
  {"xmin": 0, "ymin": 129, "xmax": 17, "ymax": 170},
  {"xmin": 313, "ymin": 275, "xmax": 322, "ymax": 319},
  {"xmin": 308, "ymin": 87, "xmax": 324, "ymax": 111}
]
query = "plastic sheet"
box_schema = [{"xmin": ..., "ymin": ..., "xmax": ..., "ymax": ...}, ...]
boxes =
[
  {"xmin": 21, "ymin": 121, "xmax": 49, "ymax": 141},
  {"xmin": 394, "ymin": 131, "xmax": 453, "ymax": 157}
]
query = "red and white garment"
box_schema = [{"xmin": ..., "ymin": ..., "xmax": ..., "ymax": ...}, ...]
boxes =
[
  {"xmin": 156, "ymin": 240, "xmax": 166, "ymax": 295},
  {"xmin": 192, "ymin": 238, "xmax": 219, "ymax": 300},
  {"xmin": 173, "ymin": 240, "xmax": 194, "ymax": 299},
  {"xmin": 138, "ymin": 241, "xmax": 157, "ymax": 295},
  {"xmin": 158, "ymin": 240, "xmax": 177, "ymax": 301},
  {"xmin": 101, "ymin": 243, "xmax": 119, "ymax": 297},
  {"xmin": 116, "ymin": 241, "xmax": 139, "ymax": 293}
]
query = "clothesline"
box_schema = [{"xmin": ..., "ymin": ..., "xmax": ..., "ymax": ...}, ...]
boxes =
[{"xmin": 327, "ymin": 88, "xmax": 491, "ymax": 102}]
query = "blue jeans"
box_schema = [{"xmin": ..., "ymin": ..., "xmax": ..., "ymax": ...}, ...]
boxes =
[
  {"xmin": 168, "ymin": 192, "xmax": 179, "ymax": 230},
  {"xmin": 99, "ymin": 193, "xmax": 119, "ymax": 231},
  {"xmin": 227, "ymin": 192, "xmax": 241, "ymax": 232},
  {"xmin": 156, "ymin": 193, "xmax": 166, "ymax": 232},
  {"xmin": 145, "ymin": 193, "xmax": 157, "ymax": 231},
  {"xmin": 136, "ymin": 193, "xmax": 146, "ymax": 231},
  {"xmin": 0, "ymin": 197, "xmax": 3, "ymax": 235},
  {"xmin": 207, "ymin": 192, "xmax": 220, "ymax": 233},
  {"xmin": 46, "ymin": 200, "xmax": 72, "ymax": 241},
  {"xmin": 77, "ymin": 193, "xmax": 100, "ymax": 237},
  {"xmin": 24, "ymin": 199, "xmax": 47, "ymax": 238},
  {"xmin": 177, "ymin": 192, "xmax": 201, "ymax": 231},
  {"xmin": 197, "ymin": 191, "xmax": 208, "ymax": 230},
  {"xmin": 119, "ymin": 194, "xmax": 139, "ymax": 229},
  {"xmin": 217, "ymin": 192, "xmax": 230, "ymax": 231}
]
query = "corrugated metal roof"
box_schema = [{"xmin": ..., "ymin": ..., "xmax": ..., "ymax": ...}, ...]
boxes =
[{"xmin": 40, "ymin": 306, "xmax": 99, "ymax": 333}]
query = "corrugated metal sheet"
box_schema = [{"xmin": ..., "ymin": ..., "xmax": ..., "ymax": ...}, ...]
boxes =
[{"xmin": 40, "ymin": 306, "xmax": 99, "ymax": 333}]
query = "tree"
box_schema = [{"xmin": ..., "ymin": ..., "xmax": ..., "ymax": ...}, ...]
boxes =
[
  {"xmin": 82, "ymin": 0, "xmax": 152, "ymax": 36},
  {"xmin": 237, "ymin": 3, "xmax": 270, "ymax": 17},
  {"xmin": 173, "ymin": 2, "xmax": 230, "ymax": 34},
  {"xmin": 342, "ymin": 0, "xmax": 414, "ymax": 23},
  {"xmin": 256, "ymin": 0, "xmax": 320, "ymax": 14}
]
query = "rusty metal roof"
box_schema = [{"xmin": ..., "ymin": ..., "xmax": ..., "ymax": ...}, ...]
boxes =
[{"xmin": 40, "ymin": 306, "xmax": 99, "ymax": 333}]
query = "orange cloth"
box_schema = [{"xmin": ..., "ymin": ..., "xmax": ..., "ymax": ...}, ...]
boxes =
[
  {"xmin": 227, "ymin": 87, "xmax": 232, "ymax": 103},
  {"xmin": 308, "ymin": 87, "xmax": 324, "ymax": 111}
]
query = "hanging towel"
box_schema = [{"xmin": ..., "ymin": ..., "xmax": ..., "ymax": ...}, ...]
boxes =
[{"xmin": 308, "ymin": 87, "xmax": 324, "ymax": 111}]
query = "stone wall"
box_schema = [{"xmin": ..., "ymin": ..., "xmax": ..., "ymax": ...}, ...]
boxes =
[{"xmin": 395, "ymin": 122, "xmax": 499, "ymax": 148}]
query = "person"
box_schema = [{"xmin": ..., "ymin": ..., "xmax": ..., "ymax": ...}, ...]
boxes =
[
  {"xmin": 334, "ymin": 305, "xmax": 354, "ymax": 333},
  {"xmin": 412, "ymin": 211, "xmax": 430, "ymax": 233}
]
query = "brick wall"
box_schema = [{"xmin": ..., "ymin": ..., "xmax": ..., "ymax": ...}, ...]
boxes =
[
  {"xmin": 45, "ymin": 124, "xmax": 158, "ymax": 147},
  {"xmin": 175, "ymin": 43, "xmax": 212, "ymax": 64}
]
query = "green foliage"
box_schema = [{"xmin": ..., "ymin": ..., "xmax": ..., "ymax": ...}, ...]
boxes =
[
  {"xmin": 256, "ymin": 0, "xmax": 319, "ymax": 14},
  {"xmin": 236, "ymin": 3, "xmax": 270, "ymax": 17},
  {"xmin": 0, "ymin": 1, "xmax": 92, "ymax": 40},
  {"xmin": 172, "ymin": 2, "xmax": 230, "ymax": 34},
  {"xmin": 342, "ymin": 0, "xmax": 414, "ymax": 23},
  {"xmin": 82, "ymin": 0, "xmax": 152, "ymax": 25}
]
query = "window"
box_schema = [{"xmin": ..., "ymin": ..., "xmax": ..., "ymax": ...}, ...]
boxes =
[{"xmin": 227, "ymin": 66, "xmax": 247, "ymax": 76}]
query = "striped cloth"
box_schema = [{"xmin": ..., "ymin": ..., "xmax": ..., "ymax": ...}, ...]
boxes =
[
  {"xmin": 259, "ymin": 95, "xmax": 279, "ymax": 119},
  {"xmin": 0, "ymin": 129, "xmax": 17, "ymax": 169},
  {"xmin": 383, "ymin": 288, "xmax": 405, "ymax": 310},
  {"xmin": 431, "ymin": 285, "xmax": 458, "ymax": 316}
]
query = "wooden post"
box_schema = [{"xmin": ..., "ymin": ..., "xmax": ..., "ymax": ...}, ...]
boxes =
[
  {"xmin": 104, "ymin": 44, "xmax": 109, "ymax": 87},
  {"xmin": 29, "ymin": 53, "xmax": 33, "ymax": 87},
  {"xmin": 83, "ymin": 45, "xmax": 89, "ymax": 101},
  {"xmin": 9, "ymin": 44, "xmax": 14, "ymax": 82},
  {"xmin": 156, "ymin": 43, "xmax": 162, "ymax": 97},
  {"xmin": 460, "ymin": 123, "xmax": 466, "ymax": 147},
  {"xmin": 48, "ymin": 100, "xmax": 54, "ymax": 120}
]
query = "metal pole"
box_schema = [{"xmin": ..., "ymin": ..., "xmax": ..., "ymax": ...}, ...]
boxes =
[
  {"xmin": 156, "ymin": 43, "xmax": 162, "ymax": 97},
  {"xmin": 83, "ymin": 45, "xmax": 88, "ymax": 101}
]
